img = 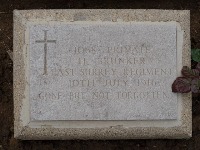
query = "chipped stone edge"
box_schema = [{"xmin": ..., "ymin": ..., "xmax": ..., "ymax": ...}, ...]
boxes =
[{"xmin": 13, "ymin": 9, "xmax": 191, "ymax": 140}]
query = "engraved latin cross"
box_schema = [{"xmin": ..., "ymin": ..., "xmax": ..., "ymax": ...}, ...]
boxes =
[{"xmin": 35, "ymin": 30, "xmax": 56, "ymax": 75}]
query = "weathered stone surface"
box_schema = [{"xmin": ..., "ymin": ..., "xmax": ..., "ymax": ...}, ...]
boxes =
[
  {"xmin": 29, "ymin": 22, "xmax": 177, "ymax": 120},
  {"xmin": 14, "ymin": 9, "xmax": 191, "ymax": 140}
]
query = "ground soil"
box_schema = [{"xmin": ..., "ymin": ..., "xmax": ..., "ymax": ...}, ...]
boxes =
[{"xmin": 0, "ymin": 0, "xmax": 200, "ymax": 150}]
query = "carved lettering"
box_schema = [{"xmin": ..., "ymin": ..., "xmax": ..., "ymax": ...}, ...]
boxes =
[
  {"xmin": 124, "ymin": 68, "xmax": 172, "ymax": 76},
  {"xmin": 103, "ymin": 79, "xmax": 128, "ymax": 87},
  {"xmin": 36, "ymin": 92, "xmax": 62, "ymax": 100},
  {"xmin": 92, "ymin": 92, "xmax": 111, "ymax": 99},
  {"xmin": 69, "ymin": 92, "xmax": 86, "ymax": 100},
  {"xmin": 69, "ymin": 80, "xmax": 95, "ymax": 87},
  {"xmin": 97, "ymin": 57, "xmax": 145, "ymax": 65}
]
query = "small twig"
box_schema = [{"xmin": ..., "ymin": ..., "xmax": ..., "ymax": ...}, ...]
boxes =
[
  {"xmin": 0, "ymin": 28, "xmax": 11, "ymax": 41},
  {"xmin": 7, "ymin": 50, "xmax": 13, "ymax": 61}
]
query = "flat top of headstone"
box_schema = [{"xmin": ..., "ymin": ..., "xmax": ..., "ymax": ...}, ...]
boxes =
[{"xmin": 29, "ymin": 22, "xmax": 177, "ymax": 121}]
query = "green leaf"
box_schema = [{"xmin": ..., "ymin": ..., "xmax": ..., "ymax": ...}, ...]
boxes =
[{"xmin": 191, "ymin": 49, "xmax": 200, "ymax": 62}]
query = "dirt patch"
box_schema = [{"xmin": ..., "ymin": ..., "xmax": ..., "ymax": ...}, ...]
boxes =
[{"xmin": 0, "ymin": 0, "xmax": 200, "ymax": 149}]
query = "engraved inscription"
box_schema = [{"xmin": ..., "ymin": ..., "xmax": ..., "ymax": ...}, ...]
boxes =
[{"xmin": 30, "ymin": 22, "xmax": 177, "ymax": 120}]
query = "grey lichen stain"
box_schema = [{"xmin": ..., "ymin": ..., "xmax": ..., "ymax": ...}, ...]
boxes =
[
  {"xmin": 102, "ymin": 17, "xmax": 112, "ymax": 21},
  {"xmin": 74, "ymin": 13, "xmax": 87, "ymax": 21},
  {"xmin": 109, "ymin": 125, "xmax": 124, "ymax": 129}
]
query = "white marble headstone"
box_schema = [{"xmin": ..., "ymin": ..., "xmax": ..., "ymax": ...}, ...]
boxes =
[{"xmin": 14, "ymin": 10, "xmax": 191, "ymax": 140}]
